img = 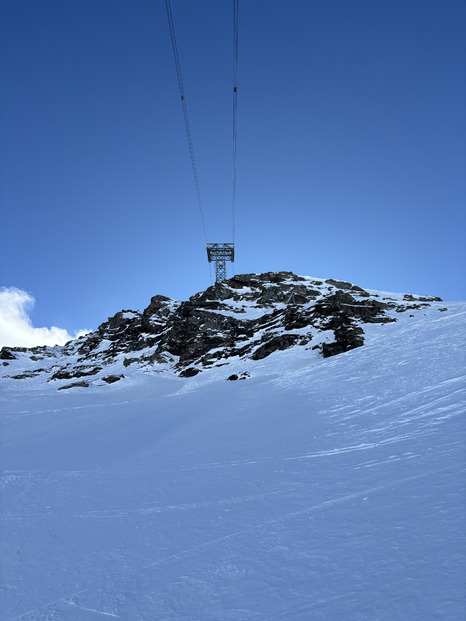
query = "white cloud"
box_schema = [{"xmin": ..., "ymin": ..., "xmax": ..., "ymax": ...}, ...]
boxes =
[{"xmin": 0, "ymin": 287, "xmax": 89, "ymax": 348}]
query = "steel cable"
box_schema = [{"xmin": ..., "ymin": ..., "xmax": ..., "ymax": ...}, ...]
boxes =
[
  {"xmin": 232, "ymin": 0, "xmax": 238, "ymax": 244},
  {"xmin": 165, "ymin": 0, "xmax": 208, "ymax": 243}
]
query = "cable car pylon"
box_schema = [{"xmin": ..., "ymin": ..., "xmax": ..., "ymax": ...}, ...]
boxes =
[{"xmin": 206, "ymin": 243, "xmax": 235, "ymax": 283}]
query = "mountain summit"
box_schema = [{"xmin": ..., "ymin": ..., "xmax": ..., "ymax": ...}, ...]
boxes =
[{"xmin": 1, "ymin": 272, "xmax": 443, "ymax": 389}]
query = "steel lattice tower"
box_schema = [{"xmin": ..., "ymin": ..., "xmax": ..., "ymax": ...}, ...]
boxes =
[{"xmin": 206, "ymin": 243, "xmax": 235, "ymax": 283}]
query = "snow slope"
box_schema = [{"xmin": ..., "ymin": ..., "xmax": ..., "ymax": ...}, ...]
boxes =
[{"xmin": 1, "ymin": 298, "xmax": 465, "ymax": 620}]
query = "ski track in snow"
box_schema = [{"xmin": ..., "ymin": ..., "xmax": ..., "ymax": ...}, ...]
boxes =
[
  {"xmin": 2, "ymin": 488, "xmax": 289, "ymax": 521},
  {"xmin": 6, "ymin": 466, "xmax": 459, "ymax": 621}
]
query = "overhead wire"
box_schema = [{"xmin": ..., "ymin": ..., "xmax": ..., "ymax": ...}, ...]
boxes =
[
  {"xmin": 232, "ymin": 0, "xmax": 238, "ymax": 244},
  {"xmin": 164, "ymin": 0, "xmax": 208, "ymax": 244}
]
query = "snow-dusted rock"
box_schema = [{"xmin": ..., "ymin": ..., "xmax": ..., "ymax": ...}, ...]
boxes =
[{"xmin": 0, "ymin": 272, "xmax": 443, "ymax": 388}]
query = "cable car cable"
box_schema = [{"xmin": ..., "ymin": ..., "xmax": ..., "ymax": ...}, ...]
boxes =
[
  {"xmin": 232, "ymin": 0, "xmax": 238, "ymax": 244},
  {"xmin": 165, "ymin": 0, "xmax": 208, "ymax": 243}
]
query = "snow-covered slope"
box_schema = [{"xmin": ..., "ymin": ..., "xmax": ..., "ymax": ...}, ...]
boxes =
[{"xmin": 1, "ymin": 277, "xmax": 465, "ymax": 620}]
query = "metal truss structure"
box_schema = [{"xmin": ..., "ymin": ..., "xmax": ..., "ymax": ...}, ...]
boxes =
[{"xmin": 206, "ymin": 243, "xmax": 235, "ymax": 283}]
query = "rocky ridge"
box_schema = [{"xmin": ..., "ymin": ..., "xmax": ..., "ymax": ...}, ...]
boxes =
[{"xmin": 0, "ymin": 272, "xmax": 442, "ymax": 389}]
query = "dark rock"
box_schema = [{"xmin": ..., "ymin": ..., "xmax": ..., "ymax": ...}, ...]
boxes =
[
  {"xmin": 227, "ymin": 274, "xmax": 255, "ymax": 288},
  {"xmin": 314, "ymin": 291, "xmax": 395, "ymax": 324},
  {"xmin": 365, "ymin": 316, "xmax": 396, "ymax": 324},
  {"xmin": 326, "ymin": 278, "xmax": 354, "ymax": 290},
  {"xmin": 252, "ymin": 334, "xmax": 300, "ymax": 360},
  {"xmin": 258, "ymin": 271, "xmax": 305, "ymax": 283},
  {"xmin": 322, "ymin": 326, "xmax": 364, "ymax": 358},
  {"xmin": 283, "ymin": 305, "xmax": 315, "ymax": 330},
  {"xmin": 179, "ymin": 367, "xmax": 200, "ymax": 378},
  {"xmin": 325, "ymin": 279, "xmax": 370, "ymax": 297},
  {"xmin": 160, "ymin": 303, "xmax": 241, "ymax": 365},
  {"xmin": 403, "ymin": 294, "xmax": 442, "ymax": 302},
  {"xmin": 350, "ymin": 285, "xmax": 371, "ymax": 296},
  {"xmin": 99, "ymin": 310, "xmax": 139, "ymax": 331},
  {"xmin": 51, "ymin": 366, "xmax": 102, "ymax": 381},
  {"xmin": 142, "ymin": 296, "xmax": 177, "ymax": 332},
  {"xmin": 58, "ymin": 381, "xmax": 89, "ymax": 390},
  {"xmin": 102, "ymin": 375, "xmax": 124, "ymax": 384},
  {"xmin": 11, "ymin": 369, "xmax": 46, "ymax": 379},
  {"xmin": 0, "ymin": 348, "xmax": 16, "ymax": 360},
  {"xmin": 77, "ymin": 335, "xmax": 102, "ymax": 355},
  {"xmin": 123, "ymin": 357, "xmax": 138, "ymax": 367},
  {"xmin": 144, "ymin": 295, "xmax": 173, "ymax": 315},
  {"xmin": 226, "ymin": 370, "xmax": 250, "ymax": 380},
  {"xmin": 396, "ymin": 304, "xmax": 429, "ymax": 313}
]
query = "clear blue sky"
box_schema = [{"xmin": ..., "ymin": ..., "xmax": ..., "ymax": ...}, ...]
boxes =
[{"xmin": 1, "ymin": 0, "xmax": 465, "ymax": 337}]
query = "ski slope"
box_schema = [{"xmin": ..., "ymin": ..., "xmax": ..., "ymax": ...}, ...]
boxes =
[{"xmin": 1, "ymin": 300, "xmax": 465, "ymax": 619}]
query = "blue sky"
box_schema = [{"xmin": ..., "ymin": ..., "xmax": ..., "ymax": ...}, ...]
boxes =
[{"xmin": 1, "ymin": 0, "xmax": 465, "ymax": 342}]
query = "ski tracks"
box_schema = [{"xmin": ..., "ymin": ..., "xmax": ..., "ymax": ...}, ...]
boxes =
[{"xmin": 6, "ymin": 465, "xmax": 459, "ymax": 621}]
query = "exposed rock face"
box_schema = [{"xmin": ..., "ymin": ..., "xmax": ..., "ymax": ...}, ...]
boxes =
[
  {"xmin": 0, "ymin": 348, "xmax": 16, "ymax": 360},
  {"xmin": 0, "ymin": 272, "xmax": 442, "ymax": 388}
]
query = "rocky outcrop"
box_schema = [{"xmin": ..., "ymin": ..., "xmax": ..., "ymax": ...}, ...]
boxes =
[{"xmin": 0, "ymin": 272, "xmax": 442, "ymax": 388}]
